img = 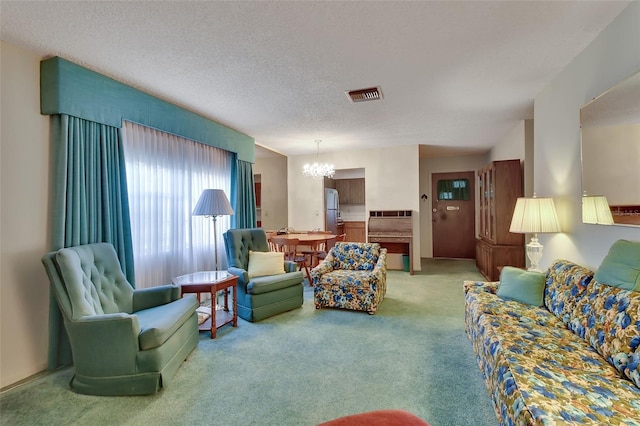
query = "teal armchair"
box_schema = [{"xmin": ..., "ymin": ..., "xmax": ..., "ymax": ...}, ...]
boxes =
[
  {"xmin": 223, "ymin": 228, "xmax": 304, "ymax": 322},
  {"xmin": 41, "ymin": 243, "xmax": 199, "ymax": 396}
]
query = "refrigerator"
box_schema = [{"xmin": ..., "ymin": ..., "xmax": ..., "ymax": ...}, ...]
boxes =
[{"xmin": 325, "ymin": 188, "xmax": 340, "ymax": 234}]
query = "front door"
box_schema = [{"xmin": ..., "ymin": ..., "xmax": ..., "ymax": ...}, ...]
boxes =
[{"xmin": 431, "ymin": 171, "xmax": 476, "ymax": 258}]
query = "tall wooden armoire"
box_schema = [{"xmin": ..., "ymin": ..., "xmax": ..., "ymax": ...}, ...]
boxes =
[{"xmin": 476, "ymin": 159, "xmax": 525, "ymax": 281}]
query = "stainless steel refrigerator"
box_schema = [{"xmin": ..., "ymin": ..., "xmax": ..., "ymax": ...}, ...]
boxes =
[{"xmin": 325, "ymin": 188, "xmax": 339, "ymax": 234}]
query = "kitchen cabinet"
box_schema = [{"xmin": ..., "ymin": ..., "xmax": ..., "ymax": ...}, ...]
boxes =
[
  {"xmin": 344, "ymin": 221, "xmax": 366, "ymax": 242},
  {"xmin": 335, "ymin": 178, "xmax": 365, "ymax": 204},
  {"xmin": 476, "ymin": 159, "xmax": 524, "ymax": 280}
]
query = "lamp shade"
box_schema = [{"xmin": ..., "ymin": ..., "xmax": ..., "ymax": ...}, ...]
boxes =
[
  {"xmin": 582, "ymin": 195, "xmax": 614, "ymax": 225},
  {"xmin": 192, "ymin": 189, "xmax": 234, "ymax": 217},
  {"xmin": 509, "ymin": 197, "xmax": 561, "ymax": 234}
]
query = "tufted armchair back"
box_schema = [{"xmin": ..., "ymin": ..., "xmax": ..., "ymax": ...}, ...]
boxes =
[
  {"xmin": 223, "ymin": 228, "xmax": 270, "ymax": 271},
  {"xmin": 50, "ymin": 243, "xmax": 134, "ymax": 320},
  {"xmin": 331, "ymin": 242, "xmax": 381, "ymax": 271}
]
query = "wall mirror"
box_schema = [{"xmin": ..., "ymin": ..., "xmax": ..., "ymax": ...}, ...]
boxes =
[{"xmin": 580, "ymin": 71, "xmax": 640, "ymax": 226}]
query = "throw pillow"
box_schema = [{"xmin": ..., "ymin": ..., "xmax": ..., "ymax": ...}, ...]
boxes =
[
  {"xmin": 497, "ymin": 266, "xmax": 546, "ymax": 306},
  {"xmin": 248, "ymin": 250, "xmax": 285, "ymax": 277},
  {"xmin": 593, "ymin": 239, "xmax": 640, "ymax": 291}
]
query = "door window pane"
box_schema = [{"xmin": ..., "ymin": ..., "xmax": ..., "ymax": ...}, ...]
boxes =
[{"xmin": 437, "ymin": 179, "xmax": 470, "ymax": 201}]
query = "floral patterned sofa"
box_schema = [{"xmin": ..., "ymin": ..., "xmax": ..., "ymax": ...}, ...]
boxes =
[
  {"xmin": 311, "ymin": 242, "xmax": 387, "ymax": 315},
  {"xmin": 464, "ymin": 241, "xmax": 640, "ymax": 425}
]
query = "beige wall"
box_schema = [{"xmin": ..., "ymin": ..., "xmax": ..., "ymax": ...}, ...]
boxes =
[
  {"xmin": 288, "ymin": 144, "xmax": 421, "ymax": 270},
  {"xmin": 534, "ymin": 2, "xmax": 640, "ymax": 270},
  {"xmin": 254, "ymin": 154, "xmax": 289, "ymax": 230},
  {"xmin": 419, "ymin": 154, "xmax": 488, "ymax": 257},
  {"xmin": 581, "ymin": 124, "xmax": 640, "ymax": 205},
  {"xmin": 1, "ymin": 42, "xmax": 51, "ymax": 388}
]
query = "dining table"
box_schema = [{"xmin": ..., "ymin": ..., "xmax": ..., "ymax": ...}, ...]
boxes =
[{"xmin": 267, "ymin": 232, "xmax": 337, "ymax": 267}]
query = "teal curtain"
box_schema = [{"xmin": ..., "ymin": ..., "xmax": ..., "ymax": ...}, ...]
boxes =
[
  {"xmin": 230, "ymin": 158, "xmax": 256, "ymax": 229},
  {"xmin": 48, "ymin": 114, "xmax": 135, "ymax": 368}
]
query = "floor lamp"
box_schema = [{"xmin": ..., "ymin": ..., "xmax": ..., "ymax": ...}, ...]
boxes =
[{"xmin": 193, "ymin": 189, "xmax": 234, "ymax": 271}]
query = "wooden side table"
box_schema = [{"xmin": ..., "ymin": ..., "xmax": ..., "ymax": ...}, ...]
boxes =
[{"xmin": 172, "ymin": 271, "xmax": 238, "ymax": 339}]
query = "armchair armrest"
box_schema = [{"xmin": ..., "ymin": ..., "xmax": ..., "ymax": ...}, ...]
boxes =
[
  {"xmin": 228, "ymin": 267, "xmax": 249, "ymax": 288},
  {"xmin": 132, "ymin": 285, "xmax": 180, "ymax": 312},
  {"xmin": 310, "ymin": 252, "xmax": 338, "ymax": 286},
  {"xmin": 66, "ymin": 313, "xmax": 141, "ymax": 376},
  {"xmin": 463, "ymin": 280, "xmax": 500, "ymax": 295},
  {"xmin": 373, "ymin": 249, "xmax": 387, "ymax": 276}
]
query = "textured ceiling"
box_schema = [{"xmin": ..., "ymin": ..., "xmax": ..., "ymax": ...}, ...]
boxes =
[{"xmin": 1, "ymin": 1, "xmax": 630, "ymax": 157}]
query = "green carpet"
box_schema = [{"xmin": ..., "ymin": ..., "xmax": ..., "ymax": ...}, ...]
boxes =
[{"xmin": 0, "ymin": 259, "xmax": 496, "ymax": 426}]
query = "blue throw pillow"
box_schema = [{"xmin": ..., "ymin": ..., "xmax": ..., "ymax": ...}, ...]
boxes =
[
  {"xmin": 497, "ymin": 266, "xmax": 546, "ymax": 306},
  {"xmin": 594, "ymin": 239, "xmax": 640, "ymax": 291}
]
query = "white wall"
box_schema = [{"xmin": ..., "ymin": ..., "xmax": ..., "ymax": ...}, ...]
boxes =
[
  {"xmin": 534, "ymin": 2, "xmax": 640, "ymax": 270},
  {"xmin": 0, "ymin": 42, "xmax": 51, "ymax": 388},
  {"xmin": 288, "ymin": 144, "xmax": 421, "ymax": 270},
  {"xmin": 490, "ymin": 119, "xmax": 533, "ymax": 196},
  {"xmin": 253, "ymin": 154, "xmax": 289, "ymax": 230},
  {"xmin": 490, "ymin": 121, "xmax": 526, "ymax": 162}
]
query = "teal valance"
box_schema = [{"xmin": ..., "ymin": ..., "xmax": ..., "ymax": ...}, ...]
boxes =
[{"xmin": 40, "ymin": 56, "xmax": 254, "ymax": 163}]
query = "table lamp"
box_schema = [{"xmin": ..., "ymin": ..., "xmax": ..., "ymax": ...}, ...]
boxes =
[
  {"xmin": 509, "ymin": 195, "xmax": 561, "ymax": 272},
  {"xmin": 193, "ymin": 189, "xmax": 234, "ymax": 271}
]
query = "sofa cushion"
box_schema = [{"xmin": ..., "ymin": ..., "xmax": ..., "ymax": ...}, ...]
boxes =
[
  {"xmin": 568, "ymin": 280, "xmax": 640, "ymax": 388},
  {"xmin": 332, "ymin": 243, "xmax": 380, "ymax": 271},
  {"xmin": 594, "ymin": 239, "xmax": 640, "ymax": 291},
  {"xmin": 497, "ymin": 267, "xmax": 546, "ymax": 306},
  {"xmin": 247, "ymin": 250, "xmax": 285, "ymax": 277},
  {"xmin": 245, "ymin": 271, "xmax": 304, "ymax": 295},
  {"xmin": 544, "ymin": 260, "xmax": 593, "ymax": 324},
  {"xmin": 136, "ymin": 295, "xmax": 198, "ymax": 350},
  {"xmin": 465, "ymin": 287, "xmax": 564, "ymax": 330}
]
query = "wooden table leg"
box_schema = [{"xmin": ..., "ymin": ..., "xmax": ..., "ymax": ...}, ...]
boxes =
[
  {"xmin": 210, "ymin": 285, "xmax": 216, "ymax": 339},
  {"xmin": 232, "ymin": 285, "xmax": 237, "ymax": 327}
]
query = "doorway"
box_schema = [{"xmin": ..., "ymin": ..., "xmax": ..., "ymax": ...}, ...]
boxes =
[{"xmin": 431, "ymin": 171, "xmax": 476, "ymax": 258}]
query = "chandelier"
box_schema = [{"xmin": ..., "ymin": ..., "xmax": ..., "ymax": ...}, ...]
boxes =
[{"xmin": 302, "ymin": 140, "xmax": 335, "ymax": 179}]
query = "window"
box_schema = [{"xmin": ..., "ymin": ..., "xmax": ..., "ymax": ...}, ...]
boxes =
[
  {"xmin": 122, "ymin": 121, "xmax": 232, "ymax": 288},
  {"xmin": 437, "ymin": 179, "xmax": 470, "ymax": 201}
]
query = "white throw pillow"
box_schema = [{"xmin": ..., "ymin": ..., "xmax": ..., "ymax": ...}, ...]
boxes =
[{"xmin": 247, "ymin": 250, "xmax": 285, "ymax": 277}]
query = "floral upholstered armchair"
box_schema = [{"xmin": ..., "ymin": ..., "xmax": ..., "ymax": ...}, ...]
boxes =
[{"xmin": 311, "ymin": 242, "xmax": 387, "ymax": 315}]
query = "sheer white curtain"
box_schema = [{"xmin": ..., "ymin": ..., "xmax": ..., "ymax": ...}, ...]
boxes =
[{"xmin": 122, "ymin": 121, "xmax": 233, "ymax": 288}]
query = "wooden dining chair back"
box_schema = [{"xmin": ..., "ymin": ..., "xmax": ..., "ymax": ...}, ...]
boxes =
[
  {"xmin": 270, "ymin": 236, "xmax": 312, "ymax": 284},
  {"xmin": 269, "ymin": 236, "xmax": 298, "ymax": 261},
  {"xmin": 301, "ymin": 230, "xmax": 332, "ymax": 266},
  {"xmin": 265, "ymin": 232, "xmax": 277, "ymax": 252}
]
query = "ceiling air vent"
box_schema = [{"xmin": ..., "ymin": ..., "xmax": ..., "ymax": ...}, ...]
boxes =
[{"xmin": 346, "ymin": 86, "xmax": 383, "ymax": 103}]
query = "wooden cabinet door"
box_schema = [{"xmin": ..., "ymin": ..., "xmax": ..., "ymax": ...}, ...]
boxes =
[
  {"xmin": 335, "ymin": 179, "xmax": 365, "ymax": 204},
  {"xmin": 335, "ymin": 180, "xmax": 350, "ymax": 204},
  {"xmin": 344, "ymin": 222, "xmax": 366, "ymax": 242},
  {"xmin": 349, "ymin": 179, "xmax": 365, "ymax": 204}
]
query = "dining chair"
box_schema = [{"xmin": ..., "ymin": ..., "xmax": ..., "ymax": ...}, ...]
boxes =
[
  {"xmin": 265, "ymin": 232, "xmax": 277, "ymax": 252},
  {"xmin": 315, "ymin": 233, "xmax": 346, "ymax": 263},
  {"xmin": 301, "ymin": 230, "xmax": 332, "ymax": 267},
  {"xmin": 270, "ymin": 236, "xmax": 312, "ymax": 284}
]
